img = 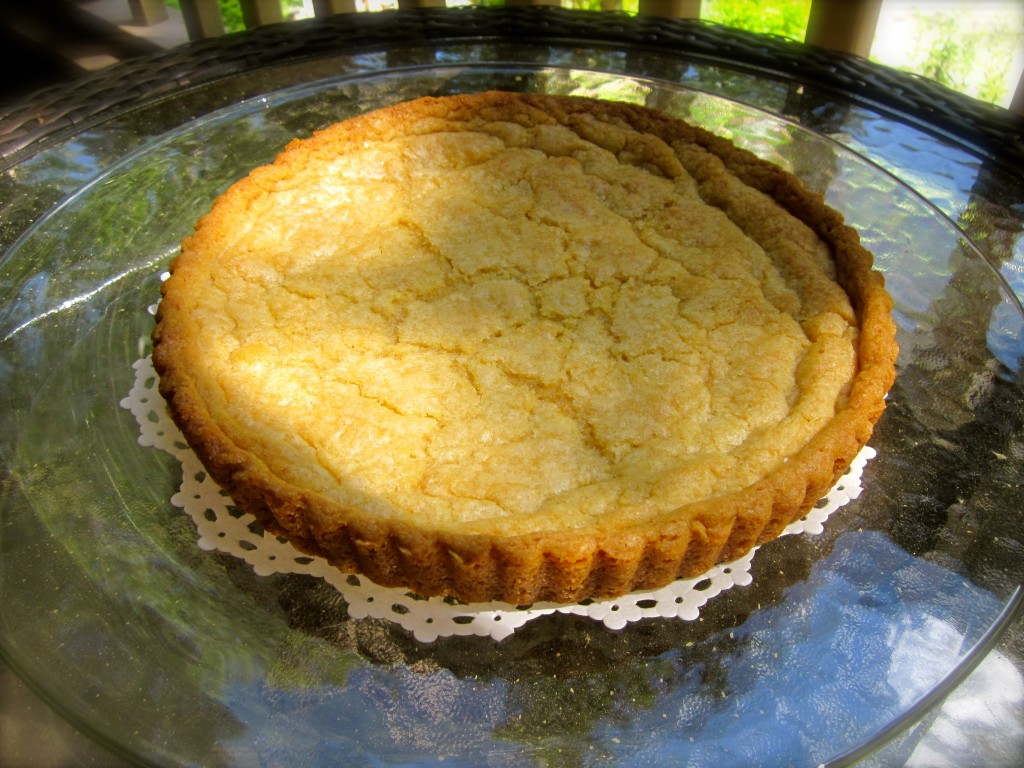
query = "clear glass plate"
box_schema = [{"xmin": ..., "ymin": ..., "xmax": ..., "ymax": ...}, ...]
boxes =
[{"xmin": 2, "ymin": 64, "xmax": 1023, "ymax": 767}]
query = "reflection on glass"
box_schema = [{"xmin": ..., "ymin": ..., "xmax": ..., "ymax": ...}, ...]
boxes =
[{"xmin": 1, "ymin": 64, "xmax": 1023, "ymax": 767}]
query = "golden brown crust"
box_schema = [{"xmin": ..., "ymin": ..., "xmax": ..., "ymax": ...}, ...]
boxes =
[{"xmin": 153, "ymin": 91, "xmax": 897, "ymax": 605}]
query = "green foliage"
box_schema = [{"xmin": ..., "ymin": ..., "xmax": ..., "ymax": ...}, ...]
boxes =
[
  {"xmin": 165, "ymin": 0, "xmax": 309, "ymax": 33},
  {"xmin": 220, "ymin": 0, "xmax": 245, "ymax": 32},
  {"xmin": 700, "ymin": 0, "xmax": 811, "ymax": 41},
  {"xmin": 903, "ymin": 8, "xmax": 1020, "ymax": 106},
  {"xmin": 558, "ymin": 0, "xmax": 810, "ymax": 33}
]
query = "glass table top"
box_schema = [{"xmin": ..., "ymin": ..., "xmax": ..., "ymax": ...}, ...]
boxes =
[{"xmin": 2, "ymin": 12, "xmax": 1023, "ymax": 767}]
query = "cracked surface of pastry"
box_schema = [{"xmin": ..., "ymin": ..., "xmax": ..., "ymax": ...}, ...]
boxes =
[{"xmin": 153, "ymin": 91, "xmax": 896, "ymax": 603}]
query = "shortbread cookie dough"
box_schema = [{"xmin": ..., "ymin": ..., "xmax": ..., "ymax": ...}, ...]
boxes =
[{"xmin": 153, "ymin": 92, "xmax": 897, "ymax": 604}]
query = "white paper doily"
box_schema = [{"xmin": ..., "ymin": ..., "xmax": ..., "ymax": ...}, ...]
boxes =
[{"xmin": 121, "ymin": 353, "xmax": 874, "ymax": 642}]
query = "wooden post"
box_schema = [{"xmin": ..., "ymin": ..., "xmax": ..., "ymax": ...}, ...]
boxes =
[
  {"xmin": 179, "ymin": 0, "xmax": 226, "ymax": 39},
  {"xmin": 804, "ymin": 0, "xmax": 882, "ymax": 58},
  {"xmin": 312, "ymin": 0, "xmax": 358, "ymax": 15},
  {"xmin": 1012, "ymin": 69, "xmax": 1024, "ymax": 117},
  {"xmin": 637, "ymin": 0, "xmax": 701, "ymax": 19},
  {"xmin": 239, "ymin": 0, "xmax": 284, "ymax": 28},
  {"xmin": 397, "ymin": 0, "xmax": 449, "ymax": 7},
  {"xmin": 128, "ymin": 0, "xmax": 169, "ymax": 26}
]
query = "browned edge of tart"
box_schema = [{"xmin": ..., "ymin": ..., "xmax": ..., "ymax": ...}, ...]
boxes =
[{"xmin": 151, "ymin": 91, "xmax": 899, "ymax": 606}]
